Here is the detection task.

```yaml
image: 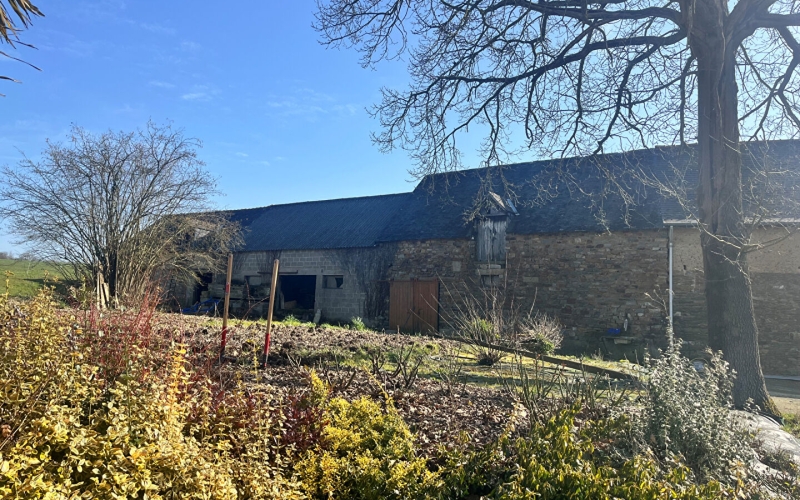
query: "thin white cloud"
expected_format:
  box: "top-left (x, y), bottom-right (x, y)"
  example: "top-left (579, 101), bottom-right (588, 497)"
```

top-left (138, 22), bottom-right (176, 36)
top-left (182, 92), bottom-right (208, 101)
top-left (180, 41), bottom-right (201, 52)
top-left (265, 87), bottom-right (358, 120)
top-left (149, 80), bottom-right (176, 89)
top-left (181, 84), bottom-right (219, 102)
top-left (235, 152), bottom-right (249, 157)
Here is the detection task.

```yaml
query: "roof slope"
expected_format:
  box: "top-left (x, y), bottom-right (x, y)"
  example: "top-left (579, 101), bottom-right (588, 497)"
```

top-left (230, 193), bottom-right (412, 252)
top-left (379, 141), bottom-right (800, 242)
top-left (224, 141), bottom-right (800, 251)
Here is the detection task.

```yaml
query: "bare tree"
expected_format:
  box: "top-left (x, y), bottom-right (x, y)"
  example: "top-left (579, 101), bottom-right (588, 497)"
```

top-left (315, 0), bottom-right (800, 409)
top-left (0, 122), bottom-right (239, 305)
top-left (0, 0), bottom-right (42, 92)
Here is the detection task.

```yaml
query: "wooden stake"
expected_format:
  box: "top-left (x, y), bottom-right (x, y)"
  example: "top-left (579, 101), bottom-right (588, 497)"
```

top-left (220, 253), bottom-right (233, 361)
top-left (263, 259), bottom-right (280, 366)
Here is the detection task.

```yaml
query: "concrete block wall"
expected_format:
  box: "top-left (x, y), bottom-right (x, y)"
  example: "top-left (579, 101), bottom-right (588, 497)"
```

top-left (228, 250), bottom-right (366, 322)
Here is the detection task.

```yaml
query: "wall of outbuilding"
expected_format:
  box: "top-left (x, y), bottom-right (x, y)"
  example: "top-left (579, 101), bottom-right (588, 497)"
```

top-left (389, 227), bottom-right (800, 375)
top-left (201, 228), bottom-right (799, 375)
top-left (224, 249), bottom-right (366, 322)
top-left (389, 230), bottom-right (670, 355)
top-left (671, 226), bottom-right (800, 376)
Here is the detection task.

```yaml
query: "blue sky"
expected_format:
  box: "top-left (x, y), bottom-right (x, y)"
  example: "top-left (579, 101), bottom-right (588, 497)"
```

top-left (0, 1), bottom-right (487, 253)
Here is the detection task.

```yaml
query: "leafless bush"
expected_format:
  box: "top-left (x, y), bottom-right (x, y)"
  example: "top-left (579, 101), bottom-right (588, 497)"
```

top-left (500, 353), bottom-right (633, 427)
top-left (442, 282), bottom-right (564, 365)
top-left (314, 355), bottom-right (358, 394)
top-left (0, 122), bottom-right (240, 307)
top-left (517, 312), bottom-right (564, 355)
top-left (366, 344), bottom-right (425, 393)
top-left (432, 343), bottom-right (466, 397)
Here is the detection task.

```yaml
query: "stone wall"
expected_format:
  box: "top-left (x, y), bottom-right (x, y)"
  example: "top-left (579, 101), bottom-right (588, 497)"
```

top-left (390, 230), bottom-right (670, 354)
top-left (672, 227), bottom-right (800, 376)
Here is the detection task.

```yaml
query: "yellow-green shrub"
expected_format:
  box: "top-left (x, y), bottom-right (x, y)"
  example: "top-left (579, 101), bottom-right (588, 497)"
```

top-left (0, 288), bottom-right (304, 499)
top-left (432, 406), bottom-right (731, 500)
top-left (296, 391), bottom-right (436, 499)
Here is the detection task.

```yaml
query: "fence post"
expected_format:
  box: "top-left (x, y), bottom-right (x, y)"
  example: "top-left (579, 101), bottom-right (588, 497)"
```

top-left (262, 258), bottom-right (280, 366)
top-left (220, 253), bottom-right (233, 361)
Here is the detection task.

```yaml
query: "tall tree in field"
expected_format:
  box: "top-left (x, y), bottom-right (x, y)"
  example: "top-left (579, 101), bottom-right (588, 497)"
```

top-left (0, 1), bottom-right (42, 91)
top-left (316, 0), bottom-right (800, 409)
top-left (0, 122), bottom-right (239, 305)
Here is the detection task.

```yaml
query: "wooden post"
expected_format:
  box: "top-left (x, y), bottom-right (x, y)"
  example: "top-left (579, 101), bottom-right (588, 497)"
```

top-left (220, 253), bottom-right (233, 361)
top-left (263, 259), bottom-right (280, 366)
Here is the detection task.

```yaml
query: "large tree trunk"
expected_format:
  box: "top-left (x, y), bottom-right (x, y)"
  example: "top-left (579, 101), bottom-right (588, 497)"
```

top-left (689, 0), bottom-right (772, 410)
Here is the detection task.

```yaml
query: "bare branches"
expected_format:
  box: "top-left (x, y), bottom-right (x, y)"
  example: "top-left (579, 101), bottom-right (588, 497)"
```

top-left (318, 0), bottom-right (800, 184)
top-left (486, 0), bottom-right (682, 24)
top-left (0, 122), bottom-right (239, 305)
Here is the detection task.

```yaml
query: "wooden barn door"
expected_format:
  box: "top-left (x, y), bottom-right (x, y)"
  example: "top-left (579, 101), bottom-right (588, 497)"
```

top-left (390, 280), bottom-right (439, 333)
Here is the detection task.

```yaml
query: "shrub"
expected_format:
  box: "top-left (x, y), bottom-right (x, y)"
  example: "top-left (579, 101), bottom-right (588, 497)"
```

top-left (443, 283), bottom-right (563, 364)
top-left (433, 406), bottom-right (728, 499)
top-left (518, 312), bottom-right (563, 354)
top-left (0, 288), bottom-right (304, 499)
top-left (296, 394), bottom-right (435, 499)
top-left (632, 333), bottom-right (750, 484)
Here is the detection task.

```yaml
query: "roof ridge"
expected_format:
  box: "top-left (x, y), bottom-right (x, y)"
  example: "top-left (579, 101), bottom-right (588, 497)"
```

top-left (223, 191), bottom-right (413, 213)
top-left (420, 145), bottom-right (689, 179)
top-left (417, 139), bottom-right (800, 182)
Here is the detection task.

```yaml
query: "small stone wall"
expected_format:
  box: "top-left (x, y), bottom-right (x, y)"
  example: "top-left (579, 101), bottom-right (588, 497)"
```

top-left (390, 230), bottom-right (670, 354)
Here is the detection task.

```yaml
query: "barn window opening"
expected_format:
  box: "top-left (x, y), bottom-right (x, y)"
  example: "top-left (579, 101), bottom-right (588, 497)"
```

top-left (280, 275), bottom-right (316, 310)
top-left (323, 275), bottom-right (344, 289)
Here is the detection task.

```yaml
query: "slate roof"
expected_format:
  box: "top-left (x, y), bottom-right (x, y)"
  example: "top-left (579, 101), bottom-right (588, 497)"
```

top-left (379, 140), bottom-right (800, 241)
top-left (380, 151), bottom-right (662, 242)
top-left (228, 193), bottom-right (412, 252)
top-left (225, 141), bottom-right (800, 251)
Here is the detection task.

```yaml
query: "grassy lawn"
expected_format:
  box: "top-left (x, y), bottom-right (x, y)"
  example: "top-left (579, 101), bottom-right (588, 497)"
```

top-left (783, 412), bottom-right (800, 440)
top-left (0, 258), bottom-right (65, 297)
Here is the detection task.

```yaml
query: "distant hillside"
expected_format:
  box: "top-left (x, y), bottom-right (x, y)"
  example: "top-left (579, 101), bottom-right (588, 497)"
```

top-left (0, 259), bottom-right (65, 297)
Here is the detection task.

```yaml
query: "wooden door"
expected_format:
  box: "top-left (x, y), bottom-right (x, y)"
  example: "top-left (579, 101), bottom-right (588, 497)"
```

top-left (390, 280), bottom-right (439, 333)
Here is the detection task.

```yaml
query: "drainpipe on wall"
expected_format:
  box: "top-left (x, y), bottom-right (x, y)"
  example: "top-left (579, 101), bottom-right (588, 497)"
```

top-left (668, 225), bottom-right (674, 331)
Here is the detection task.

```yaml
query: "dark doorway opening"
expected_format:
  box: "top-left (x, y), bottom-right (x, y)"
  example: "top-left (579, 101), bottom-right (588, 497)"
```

top-left (280, 275), bottom-right (316, 309)
top-left (192, 272), bottom-right (213, 303)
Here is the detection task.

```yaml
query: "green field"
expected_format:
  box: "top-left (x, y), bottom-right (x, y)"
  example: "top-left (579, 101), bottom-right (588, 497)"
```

top-left (0, 258), bottom-right (65, 297)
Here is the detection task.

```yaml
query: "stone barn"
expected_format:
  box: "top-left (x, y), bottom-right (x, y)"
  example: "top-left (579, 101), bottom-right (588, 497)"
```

top-left (188, 141), bottom-right (800, 376)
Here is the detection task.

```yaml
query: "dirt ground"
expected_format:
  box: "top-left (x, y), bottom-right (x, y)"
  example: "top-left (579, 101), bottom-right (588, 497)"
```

top-left (155, 314), bottom-right (800, 447)
top-left (766, 379), bottom-right (800, 416)
top-left (774, 397), bottom-right (800, 416)
top-left (176, 319), bottom-right (524, 452)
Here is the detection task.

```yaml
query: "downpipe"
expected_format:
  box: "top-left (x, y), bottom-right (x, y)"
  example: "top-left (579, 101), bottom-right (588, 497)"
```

top-left (669, 225), bottom-right (674, 330)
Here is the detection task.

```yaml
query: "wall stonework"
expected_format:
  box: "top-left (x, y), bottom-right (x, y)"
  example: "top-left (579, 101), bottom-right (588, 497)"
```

top-left (672, 227), bottom-right (800, 376)
top-left (210, 226), bottom-right (799, 375)
top-left (390, 230), bottom-right (670, 354)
